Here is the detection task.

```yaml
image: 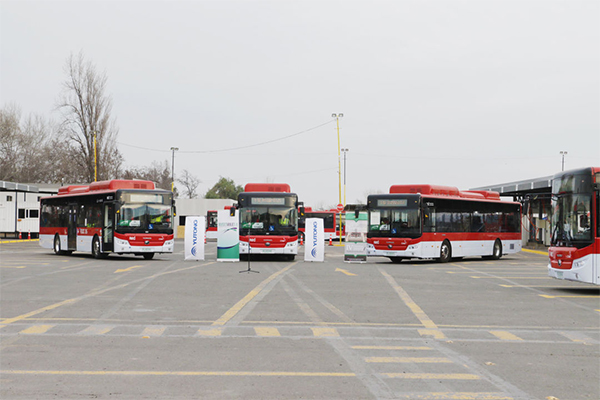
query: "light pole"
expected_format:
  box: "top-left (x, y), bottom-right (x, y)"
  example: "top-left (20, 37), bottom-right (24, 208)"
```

top-left (170, 147), bottom-right (179, 192)
top-left (341, 148), bottom-right (349, 206)
top-left (331, 114), bottom-right (343, 205)
top-left (93, 131), bottom-right (98, 182)
top-left (560, 151), bottom-right (567, 171)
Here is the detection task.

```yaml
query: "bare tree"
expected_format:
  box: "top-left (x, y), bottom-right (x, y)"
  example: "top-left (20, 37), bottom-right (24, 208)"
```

top-left (122, 160), bottom-right (176, 194)
top-left (57, 51), bottom-right (122, 182)
top-left (0, 104), bottom-right (21, 181)
top-left (178, 169), bottom-right (201, 198)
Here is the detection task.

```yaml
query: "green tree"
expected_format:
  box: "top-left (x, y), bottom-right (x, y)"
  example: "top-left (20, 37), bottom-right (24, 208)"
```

top-left (205, 177), bottom-right (243, 200)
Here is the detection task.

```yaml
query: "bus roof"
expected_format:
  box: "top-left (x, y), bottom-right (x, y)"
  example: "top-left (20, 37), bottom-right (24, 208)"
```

top-left (56, 180), bottom-right (157, 196)
top-left (244, 183), bottom-right (291, 193)
top-left (389, 184), bottom-right (501, 201)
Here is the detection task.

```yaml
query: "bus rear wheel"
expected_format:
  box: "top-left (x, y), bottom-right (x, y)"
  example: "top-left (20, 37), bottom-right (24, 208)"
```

top-left (439, 241), bottom-right (451, 263)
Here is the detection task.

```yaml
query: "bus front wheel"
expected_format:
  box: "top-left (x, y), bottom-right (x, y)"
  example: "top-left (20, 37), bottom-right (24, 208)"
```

top-left (143, 253), bottom-right (155, 260)
top-left (92, 236), bottom-right (106, 259)
top-left (491, 240), bottom-right (502, 260)
top-left (53, 234), bottom-right (71, 255)
top-left (439, 241), bottom-right (451, 263)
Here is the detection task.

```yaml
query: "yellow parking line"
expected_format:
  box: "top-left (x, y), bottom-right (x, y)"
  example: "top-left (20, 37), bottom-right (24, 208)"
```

top-left (254, 327), bottom-right (280, 337)
top-left (379, 268), bottom-right (445, 339)
top-left (20, 325), bottom-right (54, 334)
top-left (352, 345), bottom-right (432, 350)
top-left (79, 326), bottom-right (114, 335)
top-left (489, 331), bottom-right (523, 341)
top-left (366, 357), bottom-right (452, 363)
top-left (0, 370), bottom-right (355, 377)
top-left (311, 327), bottom-right (339, 337)
top-left (383, 373), bottom-right (480, 380)
top-left (141, 326), bottom-right (166, 337)
top-left (196, 328), bottom-right (222, 336)
top-left (212, 265), bottom-right (293, 326)
top-left (394, 393), bottom-right (512, 399)
top-left (418, 329), bottom-right (446, 340)
top-left (471, 277), bottom-right (547, 279)
top-left (521, 248), bottom-right (548, 256)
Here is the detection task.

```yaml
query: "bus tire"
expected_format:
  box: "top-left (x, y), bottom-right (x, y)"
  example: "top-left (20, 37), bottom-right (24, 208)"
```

top-left (53, 234), bottom-right (62, 255)
top-left (92, 236), bottom-right (105, 259)
top-left (439, 240), bottom-right (451, 263)
top-left (143, 253), bottom-right (155, 260)
top-left (389, 257), bottom-right (404, 263)
top-left (491, 239), bottom-right (502, 260)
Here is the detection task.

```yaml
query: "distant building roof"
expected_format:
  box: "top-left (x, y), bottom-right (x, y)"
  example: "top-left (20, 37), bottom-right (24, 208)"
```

top-left (470, 176), bottom-right (552, 197)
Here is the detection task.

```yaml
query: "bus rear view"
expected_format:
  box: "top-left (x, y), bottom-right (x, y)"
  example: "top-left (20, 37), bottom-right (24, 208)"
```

top-left (237, 183), bottom-right (300, 261)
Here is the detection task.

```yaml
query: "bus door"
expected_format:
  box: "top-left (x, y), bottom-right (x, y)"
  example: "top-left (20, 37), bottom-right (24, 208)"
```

top-left (67, 204), bottom-right (77, 250)
top-left (103, 203), bottom-right (115, 252)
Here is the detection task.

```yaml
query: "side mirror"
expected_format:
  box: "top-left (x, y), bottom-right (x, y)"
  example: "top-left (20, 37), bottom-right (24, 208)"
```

top-left (355, 210), bottom-right (360, 218)
top-left (230, 204), bottom-right (237, 217)
top-left (522, 199), bottom-right (529, 216)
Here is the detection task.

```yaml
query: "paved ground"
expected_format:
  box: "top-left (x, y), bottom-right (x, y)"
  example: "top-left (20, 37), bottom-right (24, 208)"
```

top-left (0, 239), bottom-right (598, 399)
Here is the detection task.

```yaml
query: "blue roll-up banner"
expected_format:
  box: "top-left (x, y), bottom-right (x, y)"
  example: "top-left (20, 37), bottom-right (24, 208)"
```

top-left (217, 209), bottom-right (239, 262)
top-left (304, 218), bottom-right (325, 262)
top-left (184, 216), bottom-right (205, 261)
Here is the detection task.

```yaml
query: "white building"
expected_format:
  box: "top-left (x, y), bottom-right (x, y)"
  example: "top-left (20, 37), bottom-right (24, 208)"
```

top-left (0, 181), bottom-right (59, 238)
top-left (175, 197), bottom-right (235, 238)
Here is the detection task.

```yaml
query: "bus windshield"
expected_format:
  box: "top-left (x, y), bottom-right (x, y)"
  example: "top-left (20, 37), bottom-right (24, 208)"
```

top-left (240, 205), bottom-right (298, 235)
top-left (368, 196), bottom-right (421, 238)
top-left (551, 194), bottom-right (592, 247)
top-left (117, 191), bottom-right (173, 233)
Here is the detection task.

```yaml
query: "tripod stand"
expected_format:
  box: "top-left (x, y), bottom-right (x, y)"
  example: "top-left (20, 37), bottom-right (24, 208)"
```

top-left (240, 244), bottom-right (259, 273)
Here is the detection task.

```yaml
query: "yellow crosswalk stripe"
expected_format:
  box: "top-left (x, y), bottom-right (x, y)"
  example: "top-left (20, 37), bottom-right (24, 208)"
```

top-left (489, 331), bottom-right (523, 341)
top-left (311, 327), bottom-right (339, 337)
top-left (254, 327), bottom-right (280, 337)
top-left (196, 328), bottom-right (222, 336)
top-left (20, 325), bottom-right (54, 334)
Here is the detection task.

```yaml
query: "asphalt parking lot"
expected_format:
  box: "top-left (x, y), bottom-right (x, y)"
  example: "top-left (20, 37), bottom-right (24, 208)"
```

top-left (1, 239), bottom-right (598, 399)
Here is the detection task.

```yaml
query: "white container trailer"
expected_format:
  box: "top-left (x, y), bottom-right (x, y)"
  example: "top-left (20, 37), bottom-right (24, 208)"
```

top-left (0, 181), bottom-right (52, 238)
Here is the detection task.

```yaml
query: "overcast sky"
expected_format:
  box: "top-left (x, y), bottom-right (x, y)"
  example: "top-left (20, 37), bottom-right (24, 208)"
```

top-left (1, 0), bottom-right (598, 208)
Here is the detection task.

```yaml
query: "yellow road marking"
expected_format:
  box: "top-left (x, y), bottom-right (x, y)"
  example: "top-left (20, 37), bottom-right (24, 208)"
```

top-left (196, 328), bottom-right (222, 336)
top-left (539, 294), bottom-right (599, 299)
top-left (0, 370), bottom-right (355, 377)
top-left (366, 357), bottom-right (452, 363)
top-left (0, 266), bottom-right (27, 269)
top-left (79, 326), bottom-right (114, 335)
top-left (394, 393), bottom-right (512, 399)
top-left (114, 265), bottom-right (145, 273)
top-left (419, 329), bottom-right (447, 339)
top-left (383, 373), bottom-right (480, 380)
top-left (379, 268), bottom-right (445, 338)
top-left (1, 262), bottom-right (213, 326)
top-left (521, 248), bottom-right (548, 256)
top-left (489, 331), bottom-right (523, 341)
top-left (471, 277), bottom-right (547, 279)
top-left (311, 327), bottom-right (339, 337)
top-left (20, 325), bottom-right (54, 334)
top-left (335, 268), bottom-right (356, 276)
top-left (254, 327), bottom-right (280, 337)
top-left (212, 265), bottom-right (293, 326)
top-left (141, 326), bottom-right (166, 337)
top-left (352, 345), bottom-right (432, 350)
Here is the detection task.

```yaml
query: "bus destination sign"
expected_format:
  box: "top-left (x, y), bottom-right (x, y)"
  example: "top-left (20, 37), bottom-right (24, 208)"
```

top-left (377, 199), bottom-right (408, 207)
top-left (251, 197), bottom-right (286, 206)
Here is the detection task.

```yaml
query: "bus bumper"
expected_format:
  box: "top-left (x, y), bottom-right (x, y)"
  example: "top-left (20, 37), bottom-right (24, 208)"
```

top-left (114, 237), bottom-right (175, 254)
top-left (239, 240), bottom-right (298, 255)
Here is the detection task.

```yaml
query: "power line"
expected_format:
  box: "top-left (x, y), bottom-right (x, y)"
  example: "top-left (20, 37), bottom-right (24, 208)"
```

top-left (117, 119), bottom-right (335, 154)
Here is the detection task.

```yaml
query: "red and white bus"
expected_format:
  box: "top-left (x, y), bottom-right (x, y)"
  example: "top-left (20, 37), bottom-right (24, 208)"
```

top-left (206, 210), bottom-right (218, 239)
top-left (237, 183), bottom-right (301, 260)
top-left (298, 208), bottom-right (343, 241)
top-left (548, 167), bottom-right (599, 285)
top-left (367, 185), bottom-right (522, 263)
top-left (40, 180), bottom-right (175, 260)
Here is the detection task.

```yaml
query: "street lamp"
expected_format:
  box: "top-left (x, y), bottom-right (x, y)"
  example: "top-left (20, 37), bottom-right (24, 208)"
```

top-left (331, 113), bottom-right (343, 206)
top-left (170, 147), bottom-right (179, 192)
top-left (560, 151), bottom-right (567, 171)
top-left (341, 148), bottom-right (349, 206)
